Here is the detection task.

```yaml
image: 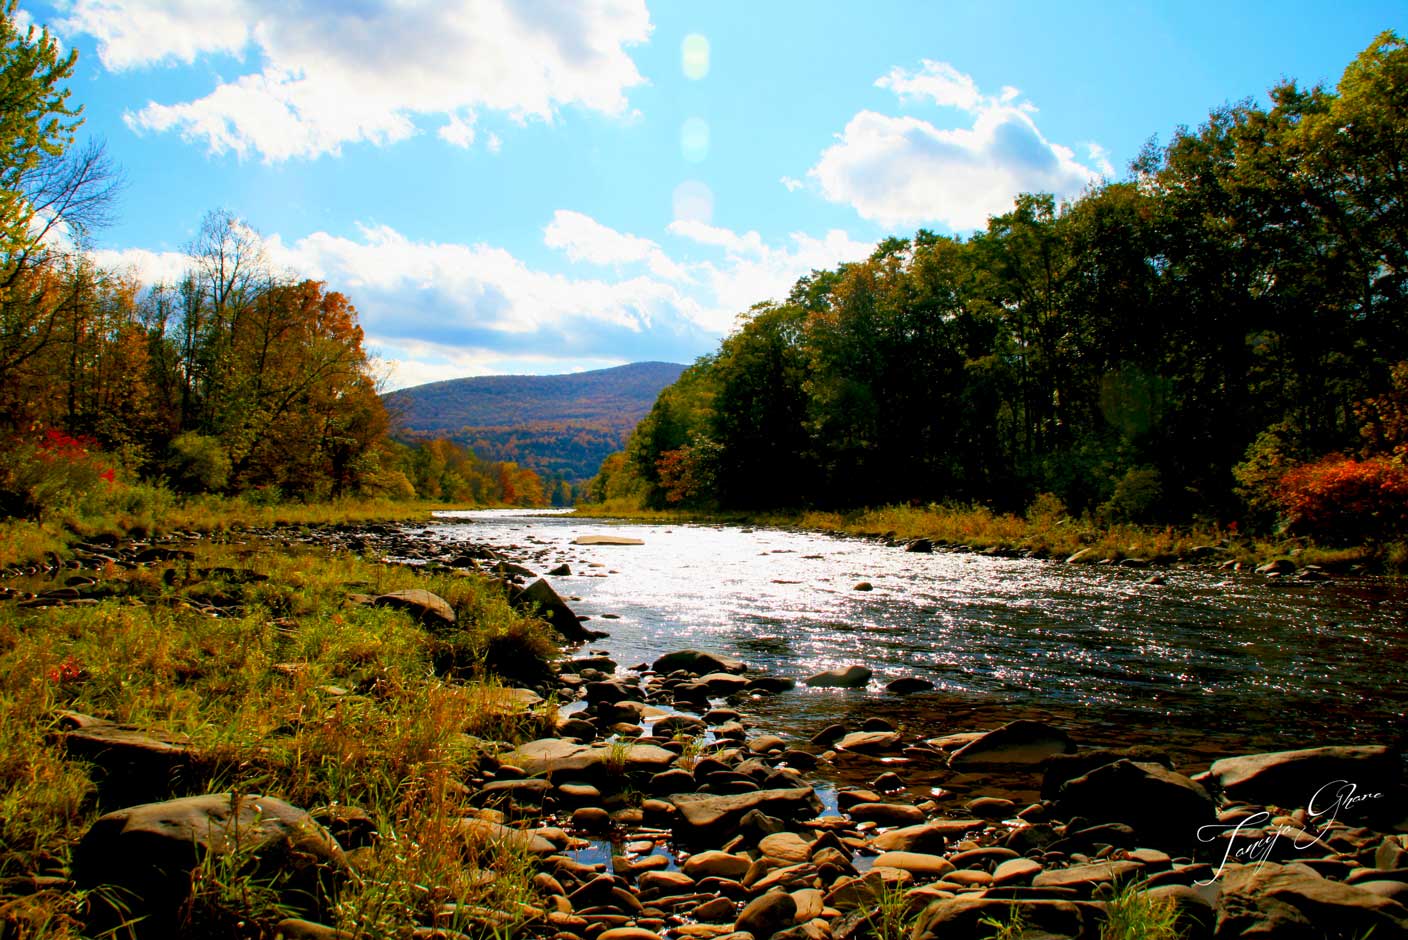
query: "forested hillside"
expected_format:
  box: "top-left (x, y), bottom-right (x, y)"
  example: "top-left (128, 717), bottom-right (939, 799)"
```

top-left (385, 362), bottom-right (685, 481)
top-left (592, 33), bottom-right (1408, 544)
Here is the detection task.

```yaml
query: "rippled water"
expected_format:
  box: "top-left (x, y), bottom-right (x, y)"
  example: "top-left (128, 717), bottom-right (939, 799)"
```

top-left (422, 509), bottom-right (1408, 771)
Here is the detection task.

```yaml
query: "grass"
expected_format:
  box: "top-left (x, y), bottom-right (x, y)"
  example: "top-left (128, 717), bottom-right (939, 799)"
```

top-left (0, 531), bottom-right (562, 938)
top-left (577, 500), bottom-right (1408, 574)
top-left (975, 882), bottom-right (1184, 940)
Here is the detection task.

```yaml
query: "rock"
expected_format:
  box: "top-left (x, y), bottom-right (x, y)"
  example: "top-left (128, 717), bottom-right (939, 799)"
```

top-left (848, 803), bottom-right (925, 826)
top-left (1255, 558), bottom-right (1296, 575)
top-left (870, 820), bottom-right (982, 853)
top-left (574, 535), bottom-right (645, 545)
top-left (1040, 745), bottom-right (1174, 799)
top-left (871, 852), bottom-right (954, 878)
top-left (835, 730), bottom-right (900, 753)
top-left (597, 929), bottom-right (663, 940)
top-left (1065, 547), bottom-right (1100, 564)
top-left (948, 719), bottom-right (1075, 769)
top-left (682, 849), bottom-right (752, 880)
top-left (59, 715), bottom-right (197, 806)
top-left (571, 806), bottom-right (611, 832)
top-left (548, 563), bottom-right (572, 576)
top-left (885, 676), bottom-right (934, 694)
top-left (275, 919), bottom-right (355, 940)
top-left (1215, 862), bottom-right (1408, 937)
top-left (804, 665), bottom-right (872, 688)
top-left (1032, 860), bottom-right (1143, 895)
top-left (736, 890), bottom-right (796, 938)
top-left (964, 797), bottom-right (1017, 820)
top-left (852, 582), bottom-right (874, 591)
top-left (372, 589), bottom-right (455, 628)
top-left (456, 817), bottom-right (557, 855)
top-left (911, 897), bottom-right (1089, 940)
top-left (1055, 759), bottom-right (1215, 851)
top-left (992, 857), bottom-right (1043, 885)
top-left (697, 672), bottom-right (751, 696)
top-left (758, 832), bottom-right (812, 864)
top-left (810, 723), bottom-right (847, 746)
top-left (503, 738), bottom-right (677, 780)
top-left (905, 538), bottom-right (934, 553)
top-left (1204, 746), bottom-right (1400, 817)
top-left (514, 578), bottom-right (592, 643)
top-left (656, 714), bottom-right (707, 737)
top-left (670, 788), bottom-right (823, 843)
top-left (653, 650), bottom-right (746, 675)
top-left (747, 675), bottom-right (797, 694)
top-left (74, 794), bottom-right (345, 936)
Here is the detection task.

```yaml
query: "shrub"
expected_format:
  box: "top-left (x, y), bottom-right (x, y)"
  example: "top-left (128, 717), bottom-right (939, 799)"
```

top-left (168, 433), bottom-right (231, 494)
top-left (1275, 455), bottom-right (1408, 543)
top-left (0, 429), bottom-right (117, 520)
top-left (1100, 466), bottom-right (1163, 523)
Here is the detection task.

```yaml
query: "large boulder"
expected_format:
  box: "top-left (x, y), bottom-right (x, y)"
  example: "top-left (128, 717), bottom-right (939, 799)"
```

top-left (669, 788), bottom-right (822, 843)
top-left (804, 665), bottom-right (871, 688)
top-left (503, 738), bottom-right (677, 781)
top-left (1215, 862), bottom-right (1408, 937)
top-left (58, 712), bottom-right (199, 806)
top-left (910, 897), bottom-right (1090, 940)
top-left (73, 793), bottom-right (345, 937)
top-left (1203, 746), bottom-right (1400, 819)
top-left (1054, 759), bottom-right (1216, 851)
top-left (652, 650), bottom-right (745, 675)
top-left (372, 589), bottom-right (455, 628)
top-left (948, 719), bottom-right (1074, 769)
top-left (513, 578), bottom-right (593, 643)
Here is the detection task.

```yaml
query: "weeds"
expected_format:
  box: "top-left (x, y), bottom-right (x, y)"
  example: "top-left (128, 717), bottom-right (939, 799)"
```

top-left (1099, 881), bottom-right (1183, 939)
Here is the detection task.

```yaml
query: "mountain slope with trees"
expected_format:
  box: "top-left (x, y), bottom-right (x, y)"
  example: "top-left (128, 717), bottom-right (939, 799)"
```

top-left (592, 32), bottom-right (1408, 547)
top-left (384, 361), bottom-right (686, 481)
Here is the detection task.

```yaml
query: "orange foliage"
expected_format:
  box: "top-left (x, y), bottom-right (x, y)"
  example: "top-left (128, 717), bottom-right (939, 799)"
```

top-left (1275, 455), bottom-right (1408, 542)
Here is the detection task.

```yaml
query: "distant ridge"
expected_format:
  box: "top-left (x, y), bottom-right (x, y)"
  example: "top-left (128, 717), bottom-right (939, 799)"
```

top-left (383, 361), bottom-right (686, 481)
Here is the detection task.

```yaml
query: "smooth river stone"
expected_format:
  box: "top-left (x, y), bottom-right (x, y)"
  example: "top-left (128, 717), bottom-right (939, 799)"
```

top-left (681, 849), bottom-right (752, 880)
top-left (574, 535), bottom-right (645, 545)
top-left (871, 852), bottom-right (955, 878)
top-left (758, 831), bottom-right (812, 864)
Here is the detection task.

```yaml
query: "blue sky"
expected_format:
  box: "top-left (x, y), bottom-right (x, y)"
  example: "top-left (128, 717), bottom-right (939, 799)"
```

top-left (18, 1), bottom-right (1406, 389)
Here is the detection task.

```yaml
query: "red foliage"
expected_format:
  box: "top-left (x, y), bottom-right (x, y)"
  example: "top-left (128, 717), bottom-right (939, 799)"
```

top-left (1275, 455), bottom-right (1408, 542)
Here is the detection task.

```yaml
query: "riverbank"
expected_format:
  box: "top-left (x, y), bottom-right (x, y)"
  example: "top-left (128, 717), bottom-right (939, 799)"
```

top-left (575, 502), bottom-right (1402, 575)
top-left (2, 518), bottom-right (1404, 938)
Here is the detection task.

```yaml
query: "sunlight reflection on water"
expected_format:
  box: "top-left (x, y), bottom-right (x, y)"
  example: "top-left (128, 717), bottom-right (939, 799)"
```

top-left (426, 509), bottom-right (1408, 756)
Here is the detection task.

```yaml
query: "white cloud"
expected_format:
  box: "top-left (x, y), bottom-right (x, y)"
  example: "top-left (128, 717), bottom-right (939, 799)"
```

top-left (808, 61), bottom-right (1105, 231)
top-left (544, 210), bottom-right (688, 281)
top-left (57, 0), bottom-right (651, 161)
top-left (875, 59), bottom-right (981, 111)
top-left (89, 210), bottom-right (872, 387)
top-left (780, 175), bottom-right (804, 192)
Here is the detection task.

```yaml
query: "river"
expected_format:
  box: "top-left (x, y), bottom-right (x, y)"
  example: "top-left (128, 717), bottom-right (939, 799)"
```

top-left (421, 509), bottom-right (1407, 775)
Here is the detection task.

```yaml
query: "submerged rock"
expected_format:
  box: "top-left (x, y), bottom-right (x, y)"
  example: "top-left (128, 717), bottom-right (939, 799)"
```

top-left (948, 719), bottom-right (1074, 769)
top-left (804, 665), bottom-right (872, 688)
top-left (652, 649), bottom-right (746, 675)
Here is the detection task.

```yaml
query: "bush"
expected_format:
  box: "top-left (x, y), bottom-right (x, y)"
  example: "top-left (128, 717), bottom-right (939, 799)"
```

top-left (168, 433), bottom-right (231, 494)
top-left (1101, 466), bottom-right (1163, 523)
top-left (1233, 421), bottom-right (1308, 526)
top-left (1275, 455), bottom-right (1408, 543)
top-left (0, 429), bottom-right (117, 520)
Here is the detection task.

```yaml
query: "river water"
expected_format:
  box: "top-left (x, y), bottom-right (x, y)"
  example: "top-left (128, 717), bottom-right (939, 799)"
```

top-left (423, 509), bottom-right (1407, 774)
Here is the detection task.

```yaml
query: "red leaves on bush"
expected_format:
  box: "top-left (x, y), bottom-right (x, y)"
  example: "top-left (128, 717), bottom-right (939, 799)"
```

top-left (1275, 455), bottom-right (1408, 542)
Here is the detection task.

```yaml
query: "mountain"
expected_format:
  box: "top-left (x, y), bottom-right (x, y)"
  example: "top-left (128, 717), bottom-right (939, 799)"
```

top-left (383, 361), bottom-right (686, 481)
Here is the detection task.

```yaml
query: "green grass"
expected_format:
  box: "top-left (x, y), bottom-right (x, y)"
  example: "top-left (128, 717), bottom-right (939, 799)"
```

top-left (0, 534), bottom-right (561, 937)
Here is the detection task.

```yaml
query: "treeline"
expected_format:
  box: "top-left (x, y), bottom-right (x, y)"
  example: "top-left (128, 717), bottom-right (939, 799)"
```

top-left (0, 9), bottom-right (549, 517)
top-left (0, 210), bottom-right (555, 515)
top-left (593, 33), bottom-right (1408, 542)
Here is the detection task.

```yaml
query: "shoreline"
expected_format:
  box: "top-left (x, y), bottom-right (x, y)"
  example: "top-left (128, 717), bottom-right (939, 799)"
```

top-left (1, 519), bottom-right (1404, 938)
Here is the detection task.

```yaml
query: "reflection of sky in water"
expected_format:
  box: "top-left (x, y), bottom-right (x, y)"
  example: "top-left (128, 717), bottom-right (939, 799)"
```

top-left (425, 510), bottom-right (1408, 751)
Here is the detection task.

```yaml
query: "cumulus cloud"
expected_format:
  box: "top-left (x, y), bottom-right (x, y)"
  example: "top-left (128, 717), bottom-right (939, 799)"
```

top-left (90, 209), bottom-right (872, 387)
top-left (55, 0), bottom-right (651, 161)
top-left (808, 60), bottom-right (1104, 231)
top-left (545, 210), bottom-right (688, 281)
